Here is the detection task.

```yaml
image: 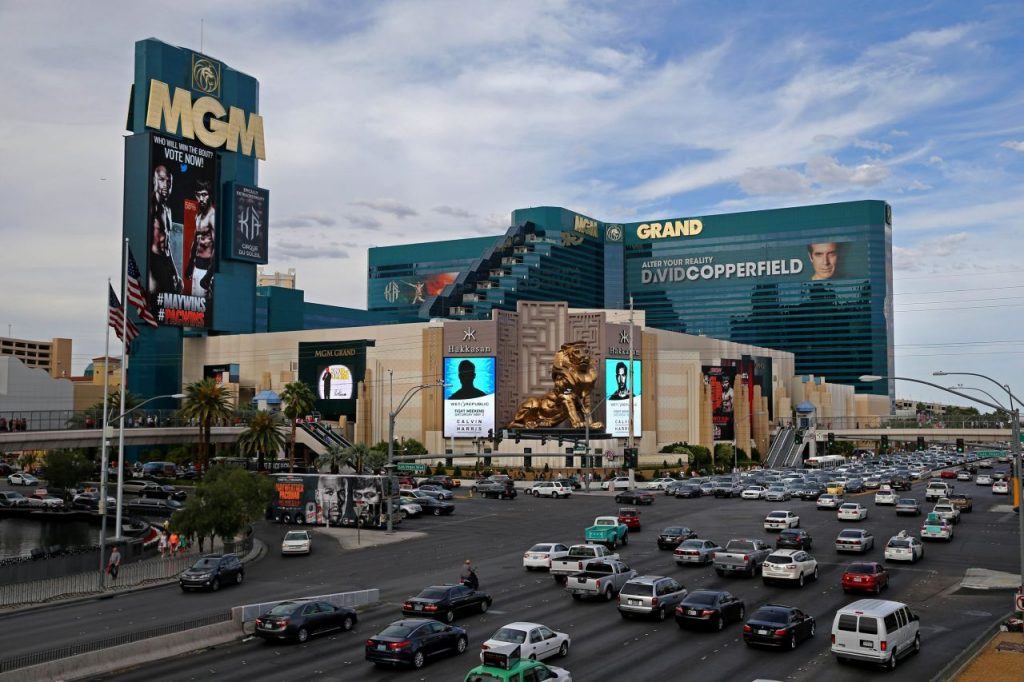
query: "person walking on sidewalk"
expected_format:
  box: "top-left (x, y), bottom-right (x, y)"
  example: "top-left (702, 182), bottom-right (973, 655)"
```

top-left (106, 546), bottom-right (122, 581)
top-left (158, 533), bottom-right (168, 558)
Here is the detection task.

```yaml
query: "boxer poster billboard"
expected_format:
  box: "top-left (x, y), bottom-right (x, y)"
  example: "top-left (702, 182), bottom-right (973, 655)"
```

top-left (146, 133), bottom-right (219, 328)
top-left (605, 359), bottom-right (641, 437)
top-left (443, 357), bottom-right (495, 438)
top-left (228, 184), bottom-right (269, 263)
top-left (703, 365), bottom-right (736, 441)
top-left (298, 340), bottom-right (372, 420)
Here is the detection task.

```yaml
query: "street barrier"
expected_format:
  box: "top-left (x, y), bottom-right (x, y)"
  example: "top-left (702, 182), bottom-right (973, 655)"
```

top-left (234, 588), bottom-right (381, 623)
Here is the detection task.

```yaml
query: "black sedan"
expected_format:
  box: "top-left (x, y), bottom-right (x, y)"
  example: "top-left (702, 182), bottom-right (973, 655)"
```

top-left (743, 604), bottom-right (815, 649)
top-left (657, 526), bottom-right (697, 550)
top-left (775, 528), bottom-right (813, 550)
top-left (365, 619), bottom-right (468, 670)
top-left (401, 584), bottom-right (491, 623)
top-left (126, 497), bottom-right (183, 516)
top-left (179, 554), bottom-right (244, 591)
top-left (614, 490), bottom-right (655, 505)
top-left (675, 590), bottom-right (745, 631)
top-left (255, 599), bottom-right (357, 643)
top-left (673, 484), bottom-right (702, 499)
top-left (139, 483), bottom-right (188, 501)
top-left (402, 492), bottom-right (455, 516)
top-left (798, 485), bottom-right (825, 501)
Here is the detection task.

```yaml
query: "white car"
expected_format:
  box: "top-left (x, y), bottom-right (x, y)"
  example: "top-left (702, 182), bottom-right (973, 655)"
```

top-left (480, 622), bottom-right (571, 662)
top-left (400, 502), bottom-right (423, 518)
top-left (523, 543), bottom-right (571, 571)
top-left (763, 510), bottom-right (800, 530)
top-left (992, 480), bottom-right (1009, 495)
top-left (762, 549), bottom-right (818, 586)
top-left (741, 486), bottom-right (766, 500)
top-left (533, 482), bottom-right (572, 498)
top-left (601, 477), bottom-right (630, 491)
top-left (884, 532), bottom-right (924, 563)
top-left (874, 489), bottom-right (897, 505)
top-left (837, 503), bottom-right (868, 521)
top-left (280, 530), bottom-right (311, 555)
top-left (642, 477), bottom-right (677, 491)
top-left (975, 474), bottom-right (992, 486)
top-left (932, 503), bottom-right (960, 525)
top-left (956, 471), bottom-right (972, 481)
top-left (816, 494), bottom-right (843, 510)
top-left (7, 473), bottom-right (39, 486)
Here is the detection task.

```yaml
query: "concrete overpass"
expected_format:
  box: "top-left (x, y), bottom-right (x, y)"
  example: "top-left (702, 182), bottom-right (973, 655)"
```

top-left (830, 428), bottom-right (1012, 444)
top-left (0, 426), bottom-right (246, 451)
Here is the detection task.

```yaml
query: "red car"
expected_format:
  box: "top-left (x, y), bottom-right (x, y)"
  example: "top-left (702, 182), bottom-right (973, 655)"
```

top-left (841, 562), bottom-right (889, 594)
top-left (617, 507), bottom-right (642, 531)
top-left (940, 470), bottom-right (957, 479)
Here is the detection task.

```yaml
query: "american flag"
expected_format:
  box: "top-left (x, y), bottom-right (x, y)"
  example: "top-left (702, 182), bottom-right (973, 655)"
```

top-left (126, 247), bottom-right (159, 327)
top-left (108, 284), bottom-right (139, 347)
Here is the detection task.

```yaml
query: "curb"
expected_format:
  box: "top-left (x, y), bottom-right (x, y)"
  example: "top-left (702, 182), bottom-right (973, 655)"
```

top-left (929, 611), bottom-right (1014, 682)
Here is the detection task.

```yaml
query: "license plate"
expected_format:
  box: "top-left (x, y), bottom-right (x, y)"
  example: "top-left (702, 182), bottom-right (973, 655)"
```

top-left (577, 577), bottom-right (586, 583)
top-left (854, 577), bottom-right (863, 582)
top-left (688, 609), bottom-right (698, 615)
top-left (860, 639), bottom-right (873, 648)
top-left (758, 629), bottom-right (768, 635)
top-left (414, 604), bottom-right (423, 611)
top-left (377, 644), bottom-right (387, 651)
top-left (629, 599), bottom-right (641, 605)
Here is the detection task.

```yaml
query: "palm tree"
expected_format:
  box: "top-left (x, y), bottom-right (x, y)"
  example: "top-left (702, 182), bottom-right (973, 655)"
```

top-left (238, 411), bottom-right (286, 471)
top-left (316, 443), bottom-right (349, 474)
top-left (280, 381), bottom-right (315, 473)
top-left (179, 378), bottom-right (233, 472)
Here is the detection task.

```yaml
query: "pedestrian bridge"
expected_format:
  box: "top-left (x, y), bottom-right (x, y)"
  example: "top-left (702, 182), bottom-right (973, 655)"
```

top-left (830, 427), bottom-right (1012, 444)
top-left (0, 426), bottom-right (246, 451)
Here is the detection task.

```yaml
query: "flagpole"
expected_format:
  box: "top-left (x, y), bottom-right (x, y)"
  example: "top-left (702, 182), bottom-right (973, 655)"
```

top-left (98, 279), bottom-right (112, 588)
top-left (115, 238), bottom-right (129, 540)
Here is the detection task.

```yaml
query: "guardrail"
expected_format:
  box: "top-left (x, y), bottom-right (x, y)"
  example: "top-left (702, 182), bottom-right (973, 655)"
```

top-left (0, 612), bottom-right (230, 674)
top-left (234, 588), bottom-right (380, 623)
top-left (0, 409), bottom-right (253, 433)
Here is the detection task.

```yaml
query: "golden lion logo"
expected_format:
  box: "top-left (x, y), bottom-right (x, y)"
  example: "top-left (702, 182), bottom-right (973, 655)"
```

top-left (191, 56), bottom-right (221, 96)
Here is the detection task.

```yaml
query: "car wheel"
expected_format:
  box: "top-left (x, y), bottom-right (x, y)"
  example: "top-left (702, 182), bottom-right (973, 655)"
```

top-left (789, 633), bottom-right (797, 650)
top-left (738, 605), bottom-right (745, 622)
top-left (716, 615), bottom-right (724, 631)
top-left (887, 652), bottom-right (897, 671)
top-left (479, 600), bottom-right (489, 614)
top-left (656, 607), bottom-right (666, 621)
top-left (571, 593), bottom-right (581, 601)
top-left (342, 616), bottom-right (354, 631)
top-left (809, 621), bottom-right (815, 637)
top-left (236, 571), bottom-right (244, 585)
top-left (619, 610), bottom-right (630, 620)
top-left (400, 510), bottom-right (408, 519)
top-left (456, 636), bottom-right (468, 654)
top-left (211, 578), bottom-right (220, 592)
top-left (433, 508), bottom-right (442, 516)
top-left (715, 569), bottom-right (725, 577)
top-left (622, 533), bottom-right (629, 546)
top-left (558, 641), bottom-right (569, 657)
top-left (913, 634), bottom-right (920, 653)
top-left (412, 651), bottom-right (425, 669)
top-left (614, 496), bottom-right (621, 503)
top-left (798, 573), bottom-right (805, 587)
top-left (812, 566), bottom-right (819, 581)
top-left (610, 539), bottom-right (618, 550)
top-left (603, 588), bottom-right (613, 602)
top-left (444, 610), bottom-right (455, 623)
top-left (297, 627), bottom-right (309, 643)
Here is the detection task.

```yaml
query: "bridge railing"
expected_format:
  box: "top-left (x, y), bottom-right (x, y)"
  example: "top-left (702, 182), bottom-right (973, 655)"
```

top-left (0, 409), bottom-right (253, 433)
top-left (814, 416), bottom-right (1015, 431)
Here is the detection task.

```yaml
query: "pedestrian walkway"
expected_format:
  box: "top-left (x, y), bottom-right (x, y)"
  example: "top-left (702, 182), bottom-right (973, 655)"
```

top-left (314, 526), bottom-right (424, 551)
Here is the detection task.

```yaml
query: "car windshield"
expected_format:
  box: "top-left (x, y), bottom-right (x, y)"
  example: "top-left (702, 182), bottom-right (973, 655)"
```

top-left (663, 528), bottom-right (685, 535)
top-left (529, 544), bottom-right (552, 553)
top-left (679, 540), bottom-right (704, 549)
top-left (417, 588), bottom-right (448, 600)
top-left (780, 530), bottom-right (800, 537)
top-left (751, 607), bottom-right (790, 625)
top-left (191, 558), bottom-right (219, 569)
top-left (767, 554), bottom-right (793, 564)
top-left (491, 627), bottom-right (527, 644)
top-left (567, 548), bottom-right (593, 557)
top-left (284, 532), bottom-right (307, 541)
top-left (596, 519), bottom-right (614, 526)
top-left (767, 512), bottom-right (786, 518)
top-left (619, 582), bottom-right (653, 596)
top-left (846, 564), bottom-right (873, 573)
top-left (379, 623), bottom-right (419, 638)
top-left (840, 504), bottom-right (857, 510)
top-left (266, 602), bottom-right (299, 616)
top-left (898, 499), bottom-right (916, 505)
top-left (888, 540), bottom-right (911, 548)
top-left (685, 591), bottom-right (719, 606)
top-left (838, 530), bottom-right (862, 538)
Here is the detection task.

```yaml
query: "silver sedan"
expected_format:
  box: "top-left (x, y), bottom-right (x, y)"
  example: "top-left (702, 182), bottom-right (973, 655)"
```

top-left (673, 538), bottom-right (722, 566)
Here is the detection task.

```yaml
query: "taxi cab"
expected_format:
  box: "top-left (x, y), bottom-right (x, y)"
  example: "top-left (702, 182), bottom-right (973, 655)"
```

top-left (826, 481), bottom-right (846, 496)
top-left (464, 644), bottom-right (572, 681)
top-left (617, 507), bottom-right (642, 531)
top-left (921, 512), bottom-right (953, 542)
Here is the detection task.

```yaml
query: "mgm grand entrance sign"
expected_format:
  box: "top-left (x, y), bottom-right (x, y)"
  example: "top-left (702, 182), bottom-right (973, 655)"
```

top-left (509, 341), bottom-right (603, 431)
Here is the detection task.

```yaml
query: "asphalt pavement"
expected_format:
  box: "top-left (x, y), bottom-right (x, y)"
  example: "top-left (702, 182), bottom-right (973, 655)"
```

top-left (78, 468), bottom-right (1022, 682)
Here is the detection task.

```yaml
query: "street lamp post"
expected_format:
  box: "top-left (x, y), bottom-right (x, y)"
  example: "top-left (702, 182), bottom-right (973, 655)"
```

top-left (98, 392), bottom-right (185, 587)
top-left (386, 380), bottom-right (445, 533)
top-left (862, 373), bottom-right (1022, 605)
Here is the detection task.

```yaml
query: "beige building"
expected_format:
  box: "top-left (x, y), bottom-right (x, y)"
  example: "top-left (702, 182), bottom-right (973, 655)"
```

top-left (0, 336), bottom-right (72, 378)
top-left (257, 268), bottom-right (296, 289)
top-left (70, 357), bottom-right (122, 411)
top-left (183, 301), bottom-right (885, 467)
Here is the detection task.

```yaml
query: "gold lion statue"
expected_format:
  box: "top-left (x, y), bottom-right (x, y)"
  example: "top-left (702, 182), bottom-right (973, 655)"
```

top-left (509, 341), bottom-right (603, 430)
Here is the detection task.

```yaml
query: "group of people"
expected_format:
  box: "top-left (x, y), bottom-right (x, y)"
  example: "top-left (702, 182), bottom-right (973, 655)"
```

top-left (0, 417), bottom-right (27, 431)
top-left (157, 531), bottom-right (189, 558)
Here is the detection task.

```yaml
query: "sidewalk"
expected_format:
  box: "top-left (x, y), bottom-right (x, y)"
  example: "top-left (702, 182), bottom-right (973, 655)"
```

top-left (955, 630), bottom-right (1024, 682)
top-left (313, 526), bottom-right (424, 550)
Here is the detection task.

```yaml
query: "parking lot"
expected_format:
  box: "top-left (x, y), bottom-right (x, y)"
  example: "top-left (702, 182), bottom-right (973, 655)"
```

top-left (104, 463), bottom-right (1020, 681)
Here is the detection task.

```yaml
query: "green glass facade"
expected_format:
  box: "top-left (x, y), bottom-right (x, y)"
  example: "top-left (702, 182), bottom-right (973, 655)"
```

top-left (368, 201), bottom-right (893, 397)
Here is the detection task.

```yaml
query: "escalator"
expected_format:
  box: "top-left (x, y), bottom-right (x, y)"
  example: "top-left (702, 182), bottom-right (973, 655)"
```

top-left (296, 421), bottom-right (352, 457)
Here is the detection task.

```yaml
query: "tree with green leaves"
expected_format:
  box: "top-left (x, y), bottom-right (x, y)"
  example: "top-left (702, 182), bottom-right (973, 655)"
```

top-left (42, 450), bottom-right (93, 496)
top-left (280, 381), bottom-right (315, 473)
top-left (170, 464), bottom-right (273, 551)
top-left (316, 442), bottom-right (361, 474)
top-left (179, 379), bottom-right (234, 473)
top-left (238, 411), bottom-right (287, 471)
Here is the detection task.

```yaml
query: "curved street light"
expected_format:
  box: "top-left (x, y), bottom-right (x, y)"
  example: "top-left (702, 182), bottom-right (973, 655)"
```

top-left (386, 380), bottom-right (446, 533)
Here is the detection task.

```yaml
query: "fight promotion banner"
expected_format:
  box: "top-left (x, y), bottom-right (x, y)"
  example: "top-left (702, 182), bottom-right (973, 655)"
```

top-left (703, 365), bottom-right (737, 441)
top-left (605, 359), bottom-right (641, 437)
top-left (228, 184), bottom-right (269, 263)
top-left (146, 134), bottom-right (219, 328)
top-left (634, 239), bottom-right (868, 289)
top-left (443, 357), bottom-right (495, 438)
top-left (298, 340), bottom-right (372, 420)
top-left (270, 474), bottom-right (397, 528)
top-left (203, 363), bottom-right (239, 385)
top-left (371, 271), bottom-right (460, 308)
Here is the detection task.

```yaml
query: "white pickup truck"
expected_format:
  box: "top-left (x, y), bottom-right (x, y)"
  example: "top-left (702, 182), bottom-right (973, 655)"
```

top-left (564, 559), bottom-right (636, 601)
top-left (549, 544), bottom-right (619, 584)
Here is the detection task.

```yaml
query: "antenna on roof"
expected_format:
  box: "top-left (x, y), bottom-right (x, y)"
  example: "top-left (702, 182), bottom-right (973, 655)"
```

top-left (201, 19), bottom-right (204, 53)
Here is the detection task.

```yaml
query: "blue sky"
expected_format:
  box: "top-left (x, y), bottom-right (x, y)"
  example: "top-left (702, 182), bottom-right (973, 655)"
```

top-left (0, 1), bottom-right (1021, 409)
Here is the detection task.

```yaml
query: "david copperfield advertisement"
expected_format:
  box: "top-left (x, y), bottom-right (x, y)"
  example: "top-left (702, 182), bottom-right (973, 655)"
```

top-left (605, 359), bottom-right (641, 437)
top-left (443, 357), bottom-right (495, 438)
top-left (147, 134), bottom-right (218, 328)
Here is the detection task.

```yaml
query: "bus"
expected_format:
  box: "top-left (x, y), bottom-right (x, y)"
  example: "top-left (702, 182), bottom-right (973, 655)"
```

top-left (805, 455), bottom-right (846, 470)
top-left (268, 474), bottom-right (400, 529)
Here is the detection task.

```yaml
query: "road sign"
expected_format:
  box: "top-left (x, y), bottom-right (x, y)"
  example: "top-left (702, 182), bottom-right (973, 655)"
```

top-left (574, 442), bottom-right (587, 453)
top-left (1015, 591), bottom-right (1024, 613)
top-left (396, 462), bottom-right (426, 474)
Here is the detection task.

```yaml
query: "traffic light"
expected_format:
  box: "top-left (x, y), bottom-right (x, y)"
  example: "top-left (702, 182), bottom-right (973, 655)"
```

top-left (523, 455), bottom-right (532, 469)
top-left (514, 430), bottom-right (521, 444)
top-left (880, 434), bottom-right (889, 454)
top-left (827, 432), bottom-right (835, 446)
top-left (956, 438), bottom-right (965, 453)
top-left (487, 428), bottom-right (494, 441)
top-left (445, 457), bottom-right (453, 468)
top-left (916, 436), bottom-right (925, 451)
top-left (623, 447), bottom-right (638, 468)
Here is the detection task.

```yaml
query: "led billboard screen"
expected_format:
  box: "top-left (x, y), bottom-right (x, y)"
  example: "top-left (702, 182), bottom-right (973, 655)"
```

top-left (605, 359), bottom-right (641, 437)
top-left (704, 365), bottom-right (736, 441)
top-left (146, 133), bottom-right (219, 328)
top-left (298, 341), bottom-right (371, 420)
top-left (443, 357), bottom-right (495, 438)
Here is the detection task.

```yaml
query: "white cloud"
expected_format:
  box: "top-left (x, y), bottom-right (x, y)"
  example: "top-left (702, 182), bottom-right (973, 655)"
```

top-left (273, 241), bottom-right (350, 260)
top-left (737, 167), bottom-right (811, 196)
top-left (433, 205), bottom-right (475, 219)
top-left (900, 180), bottom-right (932, 192)
top-left (1001, 140), bottom-right (1024, 153)
top-left (351, 199), bottom-right (418, 219)
top-left (806, 155), bottom-right (890, 186)
top-left (275, 213), bottom-right (338, 229)
top-left (889, 129), bottom-right (910, 137)
top-left (853, 139), bottom-right (894, 154)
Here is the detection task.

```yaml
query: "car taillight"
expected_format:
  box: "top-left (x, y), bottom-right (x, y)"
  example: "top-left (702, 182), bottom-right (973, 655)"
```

top-left (616, 594), bottom-right (621, 604)
top-left (523, 553), bottom-right (530, 558)
top-left (577, 562), bottom-right (583, 569)
top-left (710, 552), bottom-right (717, 560)
top-left (675, 606), bottom-right (684, 614)
top-left (743, 625), bottom-right (752, 632)
top-left (774, 628), bottom-right (788, 637)
top-left (743, 555), bottom-right (750, 562)
top-left (389, 640), bottom-right (411, 650)
top-left (651, 597), bottom-right (659, 607)
top-left (481, 643), bottom-right (490, 650)
top-left (831, 634), bottom-right (836, 644)
top-left (702, 610), bottom-right (716, 616)
top-left (880, 640), bottom-right (887, 651)
top-left (424, 604), bottom-right (438, 611)
top-left (403, 602), bottom-right (412, 610)
top-left (546, 558), bottom-right (551, 567)
top-left (365, 639), bottom-right (376, 647)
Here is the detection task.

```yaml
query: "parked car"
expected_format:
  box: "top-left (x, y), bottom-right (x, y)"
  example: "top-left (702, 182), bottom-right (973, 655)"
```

top-left (255, 599), bottom-right (356, 642)
top-left (601, 477), bottom-right (630, 491)
top-left (400, 490), bottom-right (456, 516)
top-left (533, 482), bottom-right (572, 499)
top-left (400, 502), bottom-right (423, 518)
top-left (125, 497), bottom-right (182, 516)
top-left (402, 584), bottom-right (492, 623)
top-left (365, 618), bottom-right (468, 670)
top-left (831, 599), bottom-right (920, 670)
top-left (415, 485), bottom-right (455, 500)
top-left (743, 604), bottom-right (816, 649)
top-left (7, 473), bottom-right (39, 486)
top-left (775, 528), bottom-right (812, 551)
top-left (523, 543), bottom-right (571, 571)
top-left (642, 477), bottom-right (677, 491)
top-left (281, 530), bottom-right (312, 555)
top-left (472, 479), bottom-right (517, 499)
top-left (675, 589), bottom-right (745, 631)
top-left (0, 490), bottom-right (29, 508)
top-left (674, 539), bottom-right (722, 566)
top-left (841, 562), bottom-right (889, 594)
top-left (71, 492), bottom-right (116, 511)
top-left (424, 474), bottom-right (457, 489)
top-left (479, 622), bottom-right (570, 662)
top-left (656, 526), bottom-right (696, 550)
top-left (617, 575), bottom-right (687, 620)
top-left (762, 550), bottom-right (818, 587)
top-left (614, 490), bottom-right (655, 506)
top-left (179, 554), bottom-right (244, 591)
top-left (885, 531), bottom-right (924, 563)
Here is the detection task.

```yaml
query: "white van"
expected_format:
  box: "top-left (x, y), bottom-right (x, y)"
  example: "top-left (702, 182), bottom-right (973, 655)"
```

top-left (831, 599), bottom-right (920, 670)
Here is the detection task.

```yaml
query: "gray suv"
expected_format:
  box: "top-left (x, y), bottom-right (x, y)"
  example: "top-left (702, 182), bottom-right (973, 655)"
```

top-left (617, 575), bottom-right (688, 621)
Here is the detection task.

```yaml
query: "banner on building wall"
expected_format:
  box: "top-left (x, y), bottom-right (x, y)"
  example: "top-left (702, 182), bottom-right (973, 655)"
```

top-left (298, 340), bottom-right (372, 420)
top-left (742, 354), bottom-right (774, 421)
top-left (605, 359), bottom-right (641, 437)
top-left (203, 363), bottom-right (239, 385)
top-left (443, 357), bottom-right (495, 438)
top-left (703, 365), bottom-right (736, 441)
top-left (228, 184), bottom-right (269, 263)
